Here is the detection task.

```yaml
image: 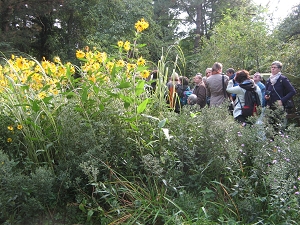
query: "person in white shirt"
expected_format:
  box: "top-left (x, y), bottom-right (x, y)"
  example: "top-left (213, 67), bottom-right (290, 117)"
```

top-left (226, 70), bottom-right (262, 125)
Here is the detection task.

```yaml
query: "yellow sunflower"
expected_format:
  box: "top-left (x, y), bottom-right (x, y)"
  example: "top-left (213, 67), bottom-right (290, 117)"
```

top-left (137, 56), bottom-right (146, 66)
top-left (76, 50), bottom-right (85, 59)
top-left (141, 70), bottom-right (150, 79)
top-left (116, 60), bottom-right (125, 67)
top-left (135, 18), bottom-right (149, 32)
top-left (117, 41), bottom-right (124, 47)
top-left (124, 41), bottom-right (131, 52)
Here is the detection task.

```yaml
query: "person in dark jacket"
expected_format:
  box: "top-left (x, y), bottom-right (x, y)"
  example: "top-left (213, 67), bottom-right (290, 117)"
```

top-left (265, 61), bottom-right (296, 131)
top-left (192, 73), bottom-right (207, 108)
top-left (265, 61), bottom-right (296, 110)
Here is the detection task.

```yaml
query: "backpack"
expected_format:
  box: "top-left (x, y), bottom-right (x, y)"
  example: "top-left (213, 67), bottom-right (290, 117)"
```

top-left (239, 85), bottom-right (261, 117)
top-left (176, 84), bottom-right (191, 106)
top-left (181, 90), bottom-right (193, 106)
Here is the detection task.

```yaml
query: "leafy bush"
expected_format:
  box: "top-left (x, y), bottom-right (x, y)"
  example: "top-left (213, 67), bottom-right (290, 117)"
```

top-left (0, 150), bottom-right (57, 224)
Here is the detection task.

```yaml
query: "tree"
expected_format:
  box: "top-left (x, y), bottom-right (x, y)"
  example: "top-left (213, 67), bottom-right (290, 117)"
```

top-left (175, 0), bottom-right (253, 51)
top-left (0, 0), bottom-right (171, 64)
top-left (184, 7), bottom-right (275, 76)
top-left (0, 0), bottom-right (63, 59)
top-left (275, 4), bottom-right (300, 76)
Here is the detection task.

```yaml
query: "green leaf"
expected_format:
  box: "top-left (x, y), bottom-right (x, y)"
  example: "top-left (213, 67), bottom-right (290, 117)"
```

top-left (79, 203), bottom-right (86, 213)
top-left (93, 86), bottom-right (100, 95)
top-left (74, 105), bottom-right (84, 112)
top-left (137, 99), bottom-right (149, 114)
top-left (87, 210), bottom-right (94, 222)
top-left (119, 94), bottom-right (133, 108)
top-left (32, 100), bottom-right (40, 112)
top-left (124, 101), bottom-right (130, 108)
top-left (110, 64), bottom-right (118, 80)
top-left (81, 87), bottom-right (88, 102)
top-left (117, 81), bottom-right (131, 89)
top-left (158, 118), bottom-right (167, 128)
top-left (99, 104), bottom-right (105, 111)
top-left (123, 116), bottom-right (136, 123)
top-left (135, 80), bottom-right (145, 96)
top-left (106, 91), bottom-right (119, 98)
top-left (130, 123), bottom-right (138, 131)
top-left (42, 96), bottom-right (53, 104)
top-left (63, 91), bottom-right (77, 98)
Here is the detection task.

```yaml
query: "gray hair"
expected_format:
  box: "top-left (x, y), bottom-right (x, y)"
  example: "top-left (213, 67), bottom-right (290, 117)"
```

top-left (170, 72), bottom-right (179, 81)
top-left (188, 94), bottom-right (198, 105)
top-left (195, 73), bottom-right (202, 79)
top-left (272, 61), bottom-right (283, 69)
top-left (212, 62), bottom-right (223, 73)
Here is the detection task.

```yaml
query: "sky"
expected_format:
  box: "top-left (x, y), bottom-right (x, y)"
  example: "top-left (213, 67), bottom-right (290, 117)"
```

top-left (253, 0), bottom-right (299, 26)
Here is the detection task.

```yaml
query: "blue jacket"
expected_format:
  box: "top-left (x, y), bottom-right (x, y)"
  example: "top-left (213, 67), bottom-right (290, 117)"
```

top-left (265, 75), bottom-right (296, 107)
top-left (256, 81), bottom-right (266, 107)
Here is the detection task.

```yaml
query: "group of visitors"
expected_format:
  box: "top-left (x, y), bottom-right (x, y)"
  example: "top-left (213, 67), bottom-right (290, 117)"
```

top-left (164, 61), bottom-right (296, 126)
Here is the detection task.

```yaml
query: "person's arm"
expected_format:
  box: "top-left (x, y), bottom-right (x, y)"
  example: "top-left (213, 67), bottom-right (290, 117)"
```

top-left (176, 85), bottom-right (184, 97)
top-left (226, 80), bottom-right (242, 94)
top-left (205, 81), bottom-right (211, 97)
top-left (256, 87), bottom-right (263, 106)
top-left (281, 77), bottom-right (296, 104)
top-left (197, 85), bottom-right (206, 106)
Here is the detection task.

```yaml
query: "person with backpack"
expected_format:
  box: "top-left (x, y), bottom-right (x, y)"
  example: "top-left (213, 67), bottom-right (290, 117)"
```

top-left (192, 73), bottom-right (207, 108)
top-left (176, 76), bottom-right (192, 109)
top-left (226, 70), bottom-right (262, 125)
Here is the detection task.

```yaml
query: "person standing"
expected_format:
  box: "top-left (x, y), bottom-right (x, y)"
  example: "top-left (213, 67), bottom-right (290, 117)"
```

top-left (166, 72), bottom-right (180, 113)
top-left (206, 62), bottom-right (229, 107)
top-left (265, 61), bottom-right (296, 110)
top-left (192, 73), bottom-right (207, 108)
top-left (202, 68), bottom-right (212, 85)
top-left (226, 70), bottom-right (262, 125)
top-left (226, 68), bottom-right (236, 80)
top-left (253, 72), bottom-right (266, 107)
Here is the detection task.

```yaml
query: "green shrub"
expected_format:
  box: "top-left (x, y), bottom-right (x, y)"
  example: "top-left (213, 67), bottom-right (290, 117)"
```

top-left (0, 150), bottom-right (57, 224)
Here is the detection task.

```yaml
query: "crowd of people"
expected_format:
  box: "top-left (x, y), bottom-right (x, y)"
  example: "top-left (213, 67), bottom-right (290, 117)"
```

top-left (162, 61), bottom-right (296, 126)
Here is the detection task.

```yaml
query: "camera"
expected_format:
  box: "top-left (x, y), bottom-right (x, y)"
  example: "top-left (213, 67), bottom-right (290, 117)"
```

top-left (265, 90), bottom-right (271, 97)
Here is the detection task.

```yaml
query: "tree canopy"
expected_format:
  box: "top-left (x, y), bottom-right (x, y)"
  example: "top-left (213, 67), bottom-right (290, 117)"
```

top-left (1, 0), bottom-right (300, 77)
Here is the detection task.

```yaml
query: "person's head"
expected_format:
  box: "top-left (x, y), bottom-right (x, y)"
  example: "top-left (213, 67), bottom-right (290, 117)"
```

top-left (179, 76), bottom-right (189, 85)
top-left (226, 68), bottom-right (235, 76)
top-left (193, 73), bottom-right (203, 85)
top-left (187, 94), bottom-right (197, 105)
top-left (271, 61), bottom-right (282, 75)
top-left (205, 68), bottom-right (212, 78)
top-left (211, 62), bottom-right (223, 75)
top-left (253, 72), bottom-right (262, 83)
top-left (169, 72), bottom-right (179, 82)
top-left (235, 70), bottom-right (251, 83)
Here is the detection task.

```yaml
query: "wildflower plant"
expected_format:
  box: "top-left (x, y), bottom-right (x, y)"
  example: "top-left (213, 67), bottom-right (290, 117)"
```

top-left (0, 18), bottom-right (153, 168)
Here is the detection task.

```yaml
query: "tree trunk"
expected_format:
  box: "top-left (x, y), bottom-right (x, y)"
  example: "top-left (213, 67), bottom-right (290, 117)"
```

top-left (194, 3), bottom-right (203, 52)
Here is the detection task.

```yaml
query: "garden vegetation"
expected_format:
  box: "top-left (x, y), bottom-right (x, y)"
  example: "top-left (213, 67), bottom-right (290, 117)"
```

top-left (1, 17), bottom-right (300, 225)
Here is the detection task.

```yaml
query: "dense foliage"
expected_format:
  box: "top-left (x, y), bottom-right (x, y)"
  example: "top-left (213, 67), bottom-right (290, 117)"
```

top-left (1, 17), bottom-right (300, 224)
top-left (3, 0), bottom-right (300, 77)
